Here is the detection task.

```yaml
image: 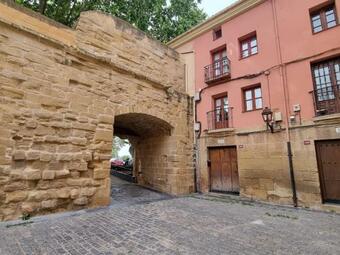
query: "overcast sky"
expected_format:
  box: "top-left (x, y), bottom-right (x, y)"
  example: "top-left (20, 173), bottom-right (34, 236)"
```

top-left (199, 0), bottom-right (238, 16)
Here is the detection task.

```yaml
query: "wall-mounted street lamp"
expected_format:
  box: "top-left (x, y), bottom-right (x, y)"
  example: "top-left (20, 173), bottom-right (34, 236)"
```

top-left (261, 107), bottom-right (274, 133)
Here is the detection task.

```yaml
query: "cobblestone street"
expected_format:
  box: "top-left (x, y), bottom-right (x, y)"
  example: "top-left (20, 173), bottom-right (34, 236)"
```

top-left (0, 180), bottom-right (340, 255)
top-left (110, 176), bottom-right (173, 206)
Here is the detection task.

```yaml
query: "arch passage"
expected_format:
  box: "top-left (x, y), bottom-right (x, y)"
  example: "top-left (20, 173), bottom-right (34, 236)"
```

top-left (114, 113), bottom-right (173, 137)
top-left (113, 113), bottom-right (177, 193)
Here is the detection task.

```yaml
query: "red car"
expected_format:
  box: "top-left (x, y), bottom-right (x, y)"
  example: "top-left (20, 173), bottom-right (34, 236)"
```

top-left (110, 158), bottom-right (125, 167)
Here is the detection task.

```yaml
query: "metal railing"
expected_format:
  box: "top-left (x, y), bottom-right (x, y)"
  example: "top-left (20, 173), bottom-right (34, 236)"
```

top-left (207, 108), bottom-right (232, 130)
top-left (310, 87), bottom-right (340, 116)
top-left (204, 57), bottom-right (230, 84)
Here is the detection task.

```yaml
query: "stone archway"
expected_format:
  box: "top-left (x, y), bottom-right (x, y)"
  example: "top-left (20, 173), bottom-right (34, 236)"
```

top-left (113, 112), bottom-right (174, 193)
top-left (0, 3), bottom-right (194, 221)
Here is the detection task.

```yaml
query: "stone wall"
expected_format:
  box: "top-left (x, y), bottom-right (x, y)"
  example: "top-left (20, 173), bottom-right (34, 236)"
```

top-left (0, 2), bottom-right (194, 221)
top-left (198, 118), bottom-right (340, 212)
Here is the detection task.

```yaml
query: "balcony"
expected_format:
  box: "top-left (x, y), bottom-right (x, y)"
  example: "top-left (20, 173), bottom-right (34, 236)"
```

top-left (204, 57), bottom-right (231, 85)
top-left (310, 87), bottom-right (340, 116)
top-left (207, 108), bottom-right (231, 131)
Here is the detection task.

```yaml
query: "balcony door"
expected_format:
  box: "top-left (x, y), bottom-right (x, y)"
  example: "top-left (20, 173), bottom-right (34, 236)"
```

top-left (212, 48), bottom-right (228, 78)
top-left (312, 58), bottom-right (340, 115)
top-left (214, 96), bottom-right (229, 129)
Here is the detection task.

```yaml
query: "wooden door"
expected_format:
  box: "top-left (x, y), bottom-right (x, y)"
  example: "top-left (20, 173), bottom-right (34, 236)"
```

top-left (209, 147), bottom-right (239, 193)
top-left (316, 140), bottom-right (340, 203)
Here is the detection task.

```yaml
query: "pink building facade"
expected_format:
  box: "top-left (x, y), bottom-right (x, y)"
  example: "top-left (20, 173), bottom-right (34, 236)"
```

top-left (170, 0), bottom-right (340, 211)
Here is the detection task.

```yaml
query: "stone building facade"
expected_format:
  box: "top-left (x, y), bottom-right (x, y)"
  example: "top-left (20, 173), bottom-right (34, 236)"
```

top-left (0, 1), bottom-right (194, 221)
top-left (169, 0), bottom-right (340, 212)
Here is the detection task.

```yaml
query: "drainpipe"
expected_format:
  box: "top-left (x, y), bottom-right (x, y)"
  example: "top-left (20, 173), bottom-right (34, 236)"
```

top-left (194, 86), bottom-right (210, 193)
top-left (271, 0), bottom-right (298, 207)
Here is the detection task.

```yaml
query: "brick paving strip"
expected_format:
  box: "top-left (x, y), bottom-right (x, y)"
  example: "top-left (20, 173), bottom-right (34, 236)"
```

top-left (0, 193), bottom-right (340, 255)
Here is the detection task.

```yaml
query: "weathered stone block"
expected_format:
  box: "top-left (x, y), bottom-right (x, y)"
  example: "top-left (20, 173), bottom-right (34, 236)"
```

top-left (24, 169), bottom-right (41, 180)
top-left (94, 129), bottom-right (112, 142)
top-left (57, 153), bottom-right (73, 161)
top-left (69, 161), bottom-right (88, 171)
top-left (41, 199), bottom-right (57, 209)
top-left (10, 170), bottom-right (24, 181)
top-left (57, 188), bottom-right (71, 199)
top-left (70, 137), bottom-right (87, 145)
top-left (28, 190), bottom-right (53, 201)
top-left (42, 170), bottom-right (55, 180)
top-left (72, 122), bottom-right (96, 131)
top-left (26, 120), bottom-right (37, 129)
top-left (2, 86), bottom-right (24, 99)
top-left (40, 153), bottom-right (53, 162)
top-left (70, 189), bottom-right (79, 199)
top-left (93, 169), bottom-right (109, 180)
top-left (80, 187), bottom-right (96, 197)
top-left (12, 150), bottom-right (26, 161)
top-left (83, 151), bottom-right (93, 161)
top-left (55, 169), bottom-right (70, 178)
top-left (26, 151), bottom-right (40, 160)
top-left (73, 197), bottom-right (88, 206)
top-left (5, 191), bottom-right (27, 203)
top-left (67, 178), bottom-right (93, 187)
top-left (98, 114), bottom-right (113, 124)
top-left (4, 182), bottom-right (27, 192)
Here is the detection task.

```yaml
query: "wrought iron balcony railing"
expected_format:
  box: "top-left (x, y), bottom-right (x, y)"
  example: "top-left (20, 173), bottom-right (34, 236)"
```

top-left (204, 57), bottom-right (231, 85)
top-left (207, 108), bottom-right (233, 131)
top-left (310, 87), bottom-right (340, 116)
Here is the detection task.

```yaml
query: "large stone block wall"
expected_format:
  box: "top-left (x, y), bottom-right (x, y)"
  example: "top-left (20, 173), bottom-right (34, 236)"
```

top-left (199, 119), bottom-right (340, 211)
top-left (0, 2), bottom-right (194, 221)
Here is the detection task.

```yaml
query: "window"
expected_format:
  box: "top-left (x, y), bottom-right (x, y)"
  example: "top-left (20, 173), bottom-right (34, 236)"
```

top-left (212, 48), bottom-right (229, 77)
top-left (213, 27), bottom-right (222, 40)
top-left (243, 86), bottom-right (263, 111)
top-left (310, 3), bottom-right (337, 33)
top-left (240, 33), bottom-right (258, 59)
top-left (312, 58), bottom-right (340, 102)
top-left (215, 95), bottom-right (229, 120)
top-left (214, 95), bottom-right (229, 129)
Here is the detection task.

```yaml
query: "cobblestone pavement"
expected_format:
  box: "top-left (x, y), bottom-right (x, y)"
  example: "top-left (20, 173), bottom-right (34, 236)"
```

top-left (1, 188), bottom-right (340, 255)
top-left (110, 176), bottom-right (173, 206)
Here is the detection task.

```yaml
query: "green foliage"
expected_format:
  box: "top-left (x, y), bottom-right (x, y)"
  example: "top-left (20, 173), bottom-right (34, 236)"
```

top-left (21, 213), bottom-right (31, 221)
top-left (112, 136), bottom-right (128, 158)
top-left (15, 0), bottom-right (206, 42)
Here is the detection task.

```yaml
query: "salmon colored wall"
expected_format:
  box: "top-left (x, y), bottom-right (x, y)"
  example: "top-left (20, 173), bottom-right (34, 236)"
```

top-left (193, 0), bottom-right (340, 131)
top-left (276, 0), bottom-right (340, 121)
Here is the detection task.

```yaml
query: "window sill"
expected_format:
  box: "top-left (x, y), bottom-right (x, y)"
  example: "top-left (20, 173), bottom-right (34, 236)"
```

top-left (242, 108), bottom-right (263, 113)
top-left (207, 128), bottom-right (235, 134)
top-left (239, 52), bottom-right (258, 61)
top-left (313, 112), bottom-right (340, 123)
top-left (312, 24), bottom-right (339, 35)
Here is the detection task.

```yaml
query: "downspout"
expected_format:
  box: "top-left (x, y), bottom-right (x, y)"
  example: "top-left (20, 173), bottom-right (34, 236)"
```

top-left (271, 0), bottom-right (298, 207)
top-left (181, 50), bottom-right (202, 193)
top-left (194, 87), bottom-right (207, 193)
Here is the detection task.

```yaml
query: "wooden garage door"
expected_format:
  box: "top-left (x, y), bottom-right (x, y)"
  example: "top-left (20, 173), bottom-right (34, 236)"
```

top-left (316, 140), bottom-right (340, 203)
top-left (209, 147), bottom-right (239, 193)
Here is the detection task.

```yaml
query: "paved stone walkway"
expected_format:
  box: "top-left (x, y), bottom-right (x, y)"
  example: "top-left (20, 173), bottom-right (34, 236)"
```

top-left (0, 184), bottom-right (340, 255)
top-left (110, 176), bottom-right (172, 206)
